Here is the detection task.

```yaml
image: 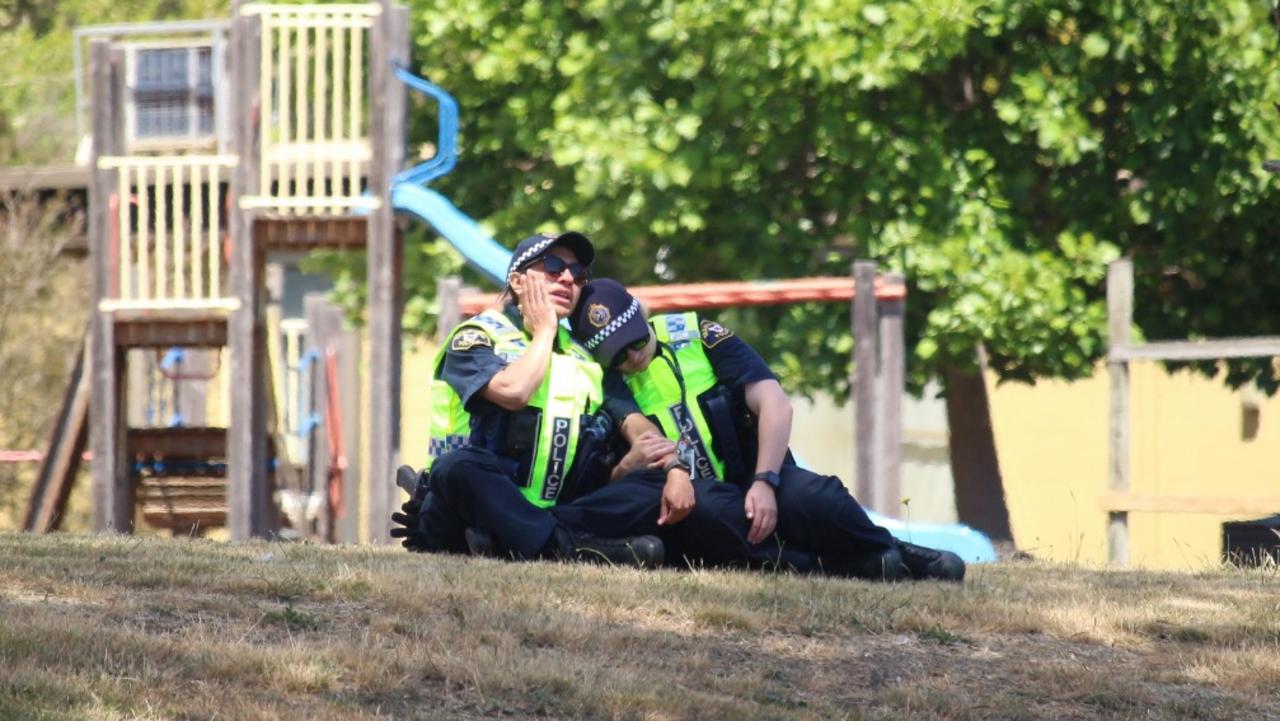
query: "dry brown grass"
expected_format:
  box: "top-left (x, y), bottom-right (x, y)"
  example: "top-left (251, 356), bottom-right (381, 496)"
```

top-left (1, 533), bottom-right (1278, 721)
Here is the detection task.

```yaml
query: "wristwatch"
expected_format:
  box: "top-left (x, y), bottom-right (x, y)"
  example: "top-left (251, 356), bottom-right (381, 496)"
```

top-left (753, 470), bottom-right (782, 490)
top-left (663, 458), bottom-right (691, 475)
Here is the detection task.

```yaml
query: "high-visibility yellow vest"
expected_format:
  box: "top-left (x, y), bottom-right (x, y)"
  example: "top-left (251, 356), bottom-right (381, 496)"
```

top-left (623, 312), bottom-right (727, 482)
top-left (426, 309), bottom-right (603, 508)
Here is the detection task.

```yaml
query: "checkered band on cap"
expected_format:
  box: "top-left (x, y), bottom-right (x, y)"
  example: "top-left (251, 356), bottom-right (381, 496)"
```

top-left (583, 298), bottom-right (641, 351)
top-left (509, 234), bottom-right (556, 272)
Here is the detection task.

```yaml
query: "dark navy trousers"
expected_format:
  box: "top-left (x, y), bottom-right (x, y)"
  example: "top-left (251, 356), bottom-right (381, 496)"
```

top-left (688, 463), bottom-right (896, 570)
top-left (420, 446), bottom-right (750, 565)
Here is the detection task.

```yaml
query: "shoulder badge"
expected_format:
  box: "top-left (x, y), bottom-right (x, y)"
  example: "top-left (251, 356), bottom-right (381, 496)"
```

top-left (699, 319), bottom-right (734, 349)
top-left (587, 303), bottom-right (611, 328)
top-left (451, 328), bottom-right (494, 352)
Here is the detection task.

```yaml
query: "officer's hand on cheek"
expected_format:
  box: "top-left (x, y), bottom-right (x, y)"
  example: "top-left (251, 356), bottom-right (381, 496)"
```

top-left (744, 482), bottom-right (778, 545)
top-left (516, 272), bottom-right (558, 336)
top-left (658, 468), bottom-right (695, 526)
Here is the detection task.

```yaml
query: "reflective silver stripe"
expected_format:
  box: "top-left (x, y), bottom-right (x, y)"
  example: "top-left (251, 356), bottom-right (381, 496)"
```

top-left (509, 236), bottom-right (555, 271)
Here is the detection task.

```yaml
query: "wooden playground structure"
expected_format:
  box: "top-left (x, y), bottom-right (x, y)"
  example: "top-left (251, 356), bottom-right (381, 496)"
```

top-left (26, 2), bottom-right (409, 542)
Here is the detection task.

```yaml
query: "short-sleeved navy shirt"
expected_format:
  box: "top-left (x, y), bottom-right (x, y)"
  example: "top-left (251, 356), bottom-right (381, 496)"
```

top-left (439, 305), bottom-right (634, 460)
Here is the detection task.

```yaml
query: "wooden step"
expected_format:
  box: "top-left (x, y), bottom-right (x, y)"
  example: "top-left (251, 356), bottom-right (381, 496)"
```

top-left (138, 475), bottom-right (227, 534)
top-left (128, 427), bottom-right (227, 459)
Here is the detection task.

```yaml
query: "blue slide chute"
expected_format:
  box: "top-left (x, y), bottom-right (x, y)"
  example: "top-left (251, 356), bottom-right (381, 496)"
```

top-left (868, 510), bottom-right (998, 564)
top-left (390, 64), bottom-right (510, 286)
top-left (390, 183), bottom-right (510, 285)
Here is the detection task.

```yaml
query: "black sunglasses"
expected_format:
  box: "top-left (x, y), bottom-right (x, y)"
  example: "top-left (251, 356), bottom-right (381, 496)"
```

top-left (530, 255), bottom-right (590, 284)
top-left (609, 335), bottom-right (650, 369)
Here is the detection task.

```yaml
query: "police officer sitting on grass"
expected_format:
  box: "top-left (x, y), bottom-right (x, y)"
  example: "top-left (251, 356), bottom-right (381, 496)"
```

top-left (567, 278), bottom-right (965, 582)
top-left (391, 233), bottom-right (749, 569)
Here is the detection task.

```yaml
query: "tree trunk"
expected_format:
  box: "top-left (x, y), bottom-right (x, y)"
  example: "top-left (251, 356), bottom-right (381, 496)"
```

top-left (943, 351), bottom-right (1015, 547)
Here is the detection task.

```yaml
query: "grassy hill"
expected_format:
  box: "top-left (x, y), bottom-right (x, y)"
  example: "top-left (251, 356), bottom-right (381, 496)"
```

top-left (1, 533), bottom-right (1277, 721)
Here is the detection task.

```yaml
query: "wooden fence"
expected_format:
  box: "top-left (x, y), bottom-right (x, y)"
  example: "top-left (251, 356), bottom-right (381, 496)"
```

top-left (1104, 258), bottom-right (1280, 565)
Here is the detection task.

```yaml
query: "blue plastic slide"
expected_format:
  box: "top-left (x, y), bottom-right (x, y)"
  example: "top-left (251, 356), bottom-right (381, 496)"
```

top-left (390, 183), bottom-right (510, 285)
top-left (867, 510), bottom-right (998, 564)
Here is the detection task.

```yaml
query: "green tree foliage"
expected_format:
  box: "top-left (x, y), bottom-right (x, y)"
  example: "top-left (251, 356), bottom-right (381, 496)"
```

top-left (387, 0), bottom-right (1280, 397)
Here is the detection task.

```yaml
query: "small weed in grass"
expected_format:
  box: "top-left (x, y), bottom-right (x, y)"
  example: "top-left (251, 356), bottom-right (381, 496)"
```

top-left (264, 604), bottom-right (320, 632)
top-left (918, 624), bottom-right (967, 646)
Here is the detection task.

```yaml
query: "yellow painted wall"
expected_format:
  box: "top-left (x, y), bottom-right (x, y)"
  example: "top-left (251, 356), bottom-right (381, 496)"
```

top-left (401, 336), bottom-right (439, 474)
top-left (990, 364), bottom-right (1280, 570)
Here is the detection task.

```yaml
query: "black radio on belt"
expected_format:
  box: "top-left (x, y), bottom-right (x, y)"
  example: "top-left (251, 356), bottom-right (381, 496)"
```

top-left (504, 408), bottom-right (541, 486)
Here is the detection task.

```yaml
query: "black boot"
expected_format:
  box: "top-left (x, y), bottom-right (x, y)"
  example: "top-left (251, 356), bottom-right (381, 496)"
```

top-left (464, 527), bottom-right (497, 558)
top-left (820, 546), bottom-right (904, 582)
top-left (897, 541), bottom-right (965, 582)
top-left (552, 527), bottom-right (664, 569)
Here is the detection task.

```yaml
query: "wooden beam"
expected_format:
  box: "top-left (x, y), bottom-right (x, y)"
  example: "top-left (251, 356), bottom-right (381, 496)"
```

top-left (364, 4), bottom-right (408, 544)
top-left (1110, 337), bottom-right (1280, 362)
top-left (228, 13), bottom-right (272, 539)
top-left (25, 335), bottom-right (92, 532)
top-left (436, 277), bottom-right (461, 344)
top-left (1107, 259), bottom-right (1133, 566)
top-left (89, 40), bottom-right (132, 534)
top-left (853, 261), bottom-right (878, 511)
top-left (254, 216), bottom-right (372, 250)
top-left (305, 294), bottom-right (346, 542)
top-left (873, 271), bottom-right (904, 518)
top-left (1100, 492), bottom-right (1280, 517)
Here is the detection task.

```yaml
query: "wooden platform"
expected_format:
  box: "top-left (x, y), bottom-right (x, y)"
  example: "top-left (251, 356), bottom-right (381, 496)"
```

top-left (254, 216), bottom-right (385, 251)
top-left (128, 426), bottom-right (227, 460)
top-left (102, 307), bottom-right (235, 348)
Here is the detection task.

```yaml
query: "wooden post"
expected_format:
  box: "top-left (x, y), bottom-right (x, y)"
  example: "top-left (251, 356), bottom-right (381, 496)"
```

top-left (89, 40), bottom-right (132, 533)
top-left (873, 271), bottom-right (904, 517)
top-left (853, 260), bottom-right (879, 509)
top-left (365, 4), bottom-right (409, 543)
top-left (336, 321), bottom-right (362, 544)
top-left (228, 14), bottom-right (271, 539)
top-left (305, 294), bottom-right (347, 542)
top-left (1107, 259), bottom-right (1133, 566)
top-left (436, 276), bottom-right (461, 343)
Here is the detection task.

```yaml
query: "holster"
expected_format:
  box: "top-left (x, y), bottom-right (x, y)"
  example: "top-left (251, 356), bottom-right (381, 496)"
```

top-left (557, 411), bottom-right (616, 503)
top-left (700, 385), bottom-right (749, 481)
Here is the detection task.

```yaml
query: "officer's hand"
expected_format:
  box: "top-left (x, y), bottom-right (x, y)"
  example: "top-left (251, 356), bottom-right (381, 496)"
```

top-left (616, 431), bottom-right (677, 477)
top-left (744, 481), bottom-right (778, 545)
top-left (658, 468), bottom-right (695, 526)
top-left (390, 497), bottom-right (429, 552)
top-left (518, 272), bottom-right (558, 337)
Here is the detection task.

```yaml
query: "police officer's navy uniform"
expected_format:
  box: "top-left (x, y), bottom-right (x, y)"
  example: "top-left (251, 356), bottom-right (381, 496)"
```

top-left (410, 233), bottom-right (750, 565)
top-left (570, 280), bottom-right (932, 578)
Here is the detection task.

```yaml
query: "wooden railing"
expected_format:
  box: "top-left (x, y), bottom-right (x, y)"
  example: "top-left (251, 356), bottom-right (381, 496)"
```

top-left (239, 3), bottom-right (380, 215)
top-left (97, 154), bottom-right (239, 312)
top-left (1104, 258), bottom-right (1280, 565)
